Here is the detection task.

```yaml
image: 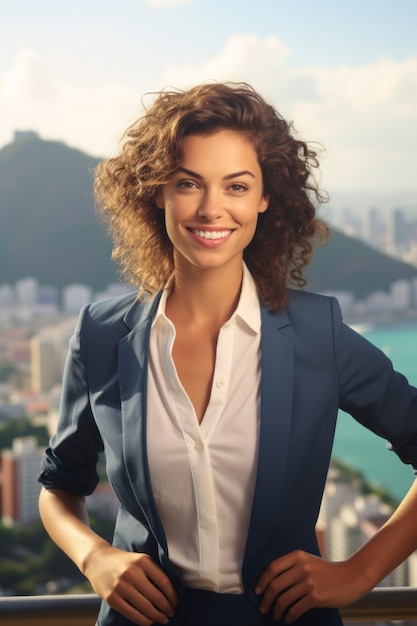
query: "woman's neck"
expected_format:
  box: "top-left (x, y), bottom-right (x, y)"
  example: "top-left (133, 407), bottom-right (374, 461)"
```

top-left (166, 262), bottom-right (243, 329)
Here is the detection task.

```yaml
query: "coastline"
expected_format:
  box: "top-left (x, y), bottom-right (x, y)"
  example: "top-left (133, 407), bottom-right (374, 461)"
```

top-left (346, 309), bottom-right (417, 332)
top-left (332, 316), bottom-right (417, 503)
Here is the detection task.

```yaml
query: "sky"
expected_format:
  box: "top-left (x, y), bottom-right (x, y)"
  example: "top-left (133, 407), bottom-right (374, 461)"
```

top-left (1, 0), bottom-right (417, 202)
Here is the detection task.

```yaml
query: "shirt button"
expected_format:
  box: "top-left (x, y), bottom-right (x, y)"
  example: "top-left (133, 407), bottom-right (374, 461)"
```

top-left (194, 442), bottom-right (203, 452)
top-left (216, 379), bottom-right (225, 388)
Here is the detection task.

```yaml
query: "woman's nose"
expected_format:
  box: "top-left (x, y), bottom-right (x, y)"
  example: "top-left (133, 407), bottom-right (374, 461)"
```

top-left (197, 189), bottom-right (223, 220)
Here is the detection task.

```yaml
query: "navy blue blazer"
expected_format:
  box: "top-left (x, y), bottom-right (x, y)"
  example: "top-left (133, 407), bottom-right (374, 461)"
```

top-left (39, 288), bottom-right (417, 625)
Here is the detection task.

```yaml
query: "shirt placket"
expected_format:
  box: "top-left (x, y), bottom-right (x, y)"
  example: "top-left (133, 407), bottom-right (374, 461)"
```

top-left (164, 317), bottom-right (235, 590)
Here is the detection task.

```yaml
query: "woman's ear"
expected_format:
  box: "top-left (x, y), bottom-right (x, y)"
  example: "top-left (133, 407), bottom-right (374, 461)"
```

top-left (259, 194), bottom-right (270, 214)
top-left (154, 190), bottom-right (164, 210)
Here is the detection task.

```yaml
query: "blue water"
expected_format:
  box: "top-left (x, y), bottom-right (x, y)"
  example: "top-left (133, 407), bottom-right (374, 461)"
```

top-left (332, 320), bottom-right (417, 501)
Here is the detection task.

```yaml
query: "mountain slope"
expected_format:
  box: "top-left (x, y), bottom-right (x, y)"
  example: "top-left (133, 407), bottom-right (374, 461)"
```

top-left (0, 133), bottom-right (116, 289)
top-left (306, 229), bottom-right (417, 298)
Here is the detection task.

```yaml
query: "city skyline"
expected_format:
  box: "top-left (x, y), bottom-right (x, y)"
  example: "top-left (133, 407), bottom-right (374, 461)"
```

top-left (1, 1), bottom-right (417, 196)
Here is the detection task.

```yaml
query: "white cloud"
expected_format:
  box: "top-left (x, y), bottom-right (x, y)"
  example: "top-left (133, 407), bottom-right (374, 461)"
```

top-left (0, 37), bottom-right (416, 194)
top-left (286, 58), bottom-right (417, 193)
top-left (158, 36), bottom-right (417, 193)
top-left (159, 34), bottom-right (291, 94)
top-left (2, 49), bottom-right (54, 102)
top-left (0, 49), bottom-right (142, 157)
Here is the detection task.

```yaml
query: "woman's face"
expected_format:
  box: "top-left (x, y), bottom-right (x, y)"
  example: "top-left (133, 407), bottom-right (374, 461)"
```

top-left (157, 129), bottom-right (269, 276)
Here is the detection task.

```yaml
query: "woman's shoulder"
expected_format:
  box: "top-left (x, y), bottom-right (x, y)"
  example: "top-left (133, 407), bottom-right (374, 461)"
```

top-left (280, 288), bottom-right (343, 339)
top-left (285, 288), bottom-right (340, 318)
top-left (77, 290), bottom-right (161, 336)
top-left (86, 290), bottom-right (139, 322)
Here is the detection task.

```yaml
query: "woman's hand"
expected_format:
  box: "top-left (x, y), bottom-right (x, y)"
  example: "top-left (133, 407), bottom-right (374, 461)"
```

top-left (84, 544), bottom-right (178, 625)
top-left (255, 550), bottom-right (371, 624)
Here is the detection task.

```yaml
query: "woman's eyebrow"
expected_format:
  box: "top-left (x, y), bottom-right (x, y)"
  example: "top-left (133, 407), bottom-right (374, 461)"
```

top-left (177, 167), bottom-right (255, 180)
top-left (224, 170), bottom-right (255, 180)
top-left (177, 167), bottom-right (203, 179)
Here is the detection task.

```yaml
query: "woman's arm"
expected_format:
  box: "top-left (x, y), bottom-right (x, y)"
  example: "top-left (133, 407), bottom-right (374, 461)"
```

top-left (255, 477), bottom-right (417, 623)
top-left (38, 488), bottom-right (178, 626)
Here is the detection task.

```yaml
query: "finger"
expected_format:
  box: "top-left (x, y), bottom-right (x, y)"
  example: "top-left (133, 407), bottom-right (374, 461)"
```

top-left (271, 583), bottom-right (308, 623)
top-left (126, 591), bottom-right (172, 624)
top-left (259, 565), bottom-right (301, 614)
top-left (107, 592), bottom-right (159, 626)
top-left (109, 581), bottom-right (172, 625)
top-left (133, 580), bottom-right (176, 619)
top-left (122, 568), bottom-right (177, 619)
top-left (142, 558), bottom-right (178, 607)
top-left (280, 592), bottom-right (314, 624)
top-left (255, 553), bottom-right (296, 594)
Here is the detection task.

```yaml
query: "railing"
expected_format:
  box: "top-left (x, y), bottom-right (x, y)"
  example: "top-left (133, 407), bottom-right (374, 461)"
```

top-left (1, 588), bottom-right (417, 625)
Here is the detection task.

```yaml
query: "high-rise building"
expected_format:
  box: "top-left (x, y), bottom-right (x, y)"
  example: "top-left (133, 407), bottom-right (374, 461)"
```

top-left (14, 277), bottom-right (39, 307)
top-left (317, 468), bottom-right (359, 559)
top-left (390, 279), bottom-right (412, 311)
top-left (62, 283), bottom-right (92, 315)
top-left (30, 317), bottom-right (77, 393)
top-left (362, 207), bottom-right (380, 247)
top-left (30, 335), bottom-right (57, 393)
top-left (387, 208), bottom-right (407, 256)
top-left (1, 437), bottom-right (43, 526)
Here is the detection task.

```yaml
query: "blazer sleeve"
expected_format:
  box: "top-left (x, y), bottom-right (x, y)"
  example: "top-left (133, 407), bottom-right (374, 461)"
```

top-left (331, 297), bottom-right (417, 470)
top-left (38, 304), bottom-right (104, 496)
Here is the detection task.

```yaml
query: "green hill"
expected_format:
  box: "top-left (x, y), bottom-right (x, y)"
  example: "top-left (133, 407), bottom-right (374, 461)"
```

top-left (1, 132), bottom-right (416, 297)
top-left (306, 228), bottom-right (417, 298)
top-left (0, 132), bottom-right (116, 290)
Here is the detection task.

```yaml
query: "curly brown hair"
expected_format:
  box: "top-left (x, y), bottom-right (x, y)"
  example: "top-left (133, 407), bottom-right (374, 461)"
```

top-left (95, 81), bottom-right (328, 312)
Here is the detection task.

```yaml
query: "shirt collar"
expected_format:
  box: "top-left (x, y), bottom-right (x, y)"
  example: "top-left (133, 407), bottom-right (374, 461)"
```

top-left (232, 264), bottom-right (261, 334)
top-left (152, 263), bottom-right (261, 334)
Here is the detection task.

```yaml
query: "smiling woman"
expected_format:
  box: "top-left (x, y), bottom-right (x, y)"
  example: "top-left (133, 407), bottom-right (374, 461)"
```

top-left (94, 82), bottom-right (327, 313)
top-left (156, 131), bottom-right (269, 279)
top-left (38, 82), bottom-right (417, 626)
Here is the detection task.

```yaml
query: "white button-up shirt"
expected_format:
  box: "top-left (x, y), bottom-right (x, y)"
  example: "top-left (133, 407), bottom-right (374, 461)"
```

top-left (146, 266), bottom-right (261, 593)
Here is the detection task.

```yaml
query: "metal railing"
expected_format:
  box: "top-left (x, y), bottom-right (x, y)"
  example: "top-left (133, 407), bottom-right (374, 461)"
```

top-left (1, 587), bottom-right (417, 625)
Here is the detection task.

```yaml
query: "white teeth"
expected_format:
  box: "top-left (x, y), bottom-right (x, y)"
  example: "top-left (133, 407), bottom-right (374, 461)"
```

top-left (192, 229), bottom-right (231, 240)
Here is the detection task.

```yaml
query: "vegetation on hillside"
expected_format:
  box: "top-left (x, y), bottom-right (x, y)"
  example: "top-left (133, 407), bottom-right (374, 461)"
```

top-left (0, 515), bottom-right (114, 596)
top-left (0, 134), bottom-right (116, 290)
top-left (0, 418), bottom-right (49, 450)
top-left (306, 229), bottom-right (417, 298)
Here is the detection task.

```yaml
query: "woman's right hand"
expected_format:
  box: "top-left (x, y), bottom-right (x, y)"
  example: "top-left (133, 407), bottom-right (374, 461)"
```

top-left (84, 544), bottom-right (178, 625)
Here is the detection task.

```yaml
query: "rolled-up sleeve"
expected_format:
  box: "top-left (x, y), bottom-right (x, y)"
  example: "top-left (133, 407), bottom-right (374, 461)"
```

top-left (38, 305), bottom-right (104, 495)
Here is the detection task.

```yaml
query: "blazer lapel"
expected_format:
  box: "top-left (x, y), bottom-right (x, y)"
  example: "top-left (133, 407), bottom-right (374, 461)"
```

top-left (118, 293), bottom-right (168, 550)
top-left (244, 304), bottom-right (294, 575)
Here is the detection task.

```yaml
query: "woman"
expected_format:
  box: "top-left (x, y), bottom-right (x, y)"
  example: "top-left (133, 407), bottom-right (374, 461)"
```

top-left (38, 82), bottom-right (417, 626)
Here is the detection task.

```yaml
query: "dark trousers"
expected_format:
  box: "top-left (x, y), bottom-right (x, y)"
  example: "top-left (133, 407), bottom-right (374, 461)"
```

top-left (181, 588), bottom-right (343, 626)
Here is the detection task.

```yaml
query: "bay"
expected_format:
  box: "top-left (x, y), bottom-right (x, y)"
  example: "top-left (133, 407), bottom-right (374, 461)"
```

top-left (332, 319), bottom-right (417, 502)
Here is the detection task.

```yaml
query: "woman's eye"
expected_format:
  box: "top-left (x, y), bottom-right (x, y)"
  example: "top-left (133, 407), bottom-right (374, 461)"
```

top-left (177, 180), bottom-right (197, 189)
top-left (230, 183), bottom-right (248, 192)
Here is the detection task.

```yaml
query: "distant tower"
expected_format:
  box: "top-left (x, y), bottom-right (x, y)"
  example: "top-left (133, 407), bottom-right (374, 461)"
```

top-left (30, 335), bottom-right (58, 393)
top-left (14, 277), bottom-right (39, 307)
top-left (318, 471), bottom-right (360, 560)
top-left (30, 318), bottom-right (76, 393)
top-left (390, 279), bottom-right (412, 311)
top-left (362, 207), bottom-right (380, 247)
top-left (1, 437), bottom-right (43, 526)
top-left (387, 208), bottom-right (406, 256)
top-left (62, 283), bottom-right (93, 315)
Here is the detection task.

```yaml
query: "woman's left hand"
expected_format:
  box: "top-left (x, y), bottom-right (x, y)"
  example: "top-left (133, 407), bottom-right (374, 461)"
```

top-left (255, 550), bottom-right (370, 623)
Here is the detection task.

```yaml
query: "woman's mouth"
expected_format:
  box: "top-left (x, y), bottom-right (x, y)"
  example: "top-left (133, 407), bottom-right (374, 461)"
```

top-left (189, 228), bottom-right (233, 240)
